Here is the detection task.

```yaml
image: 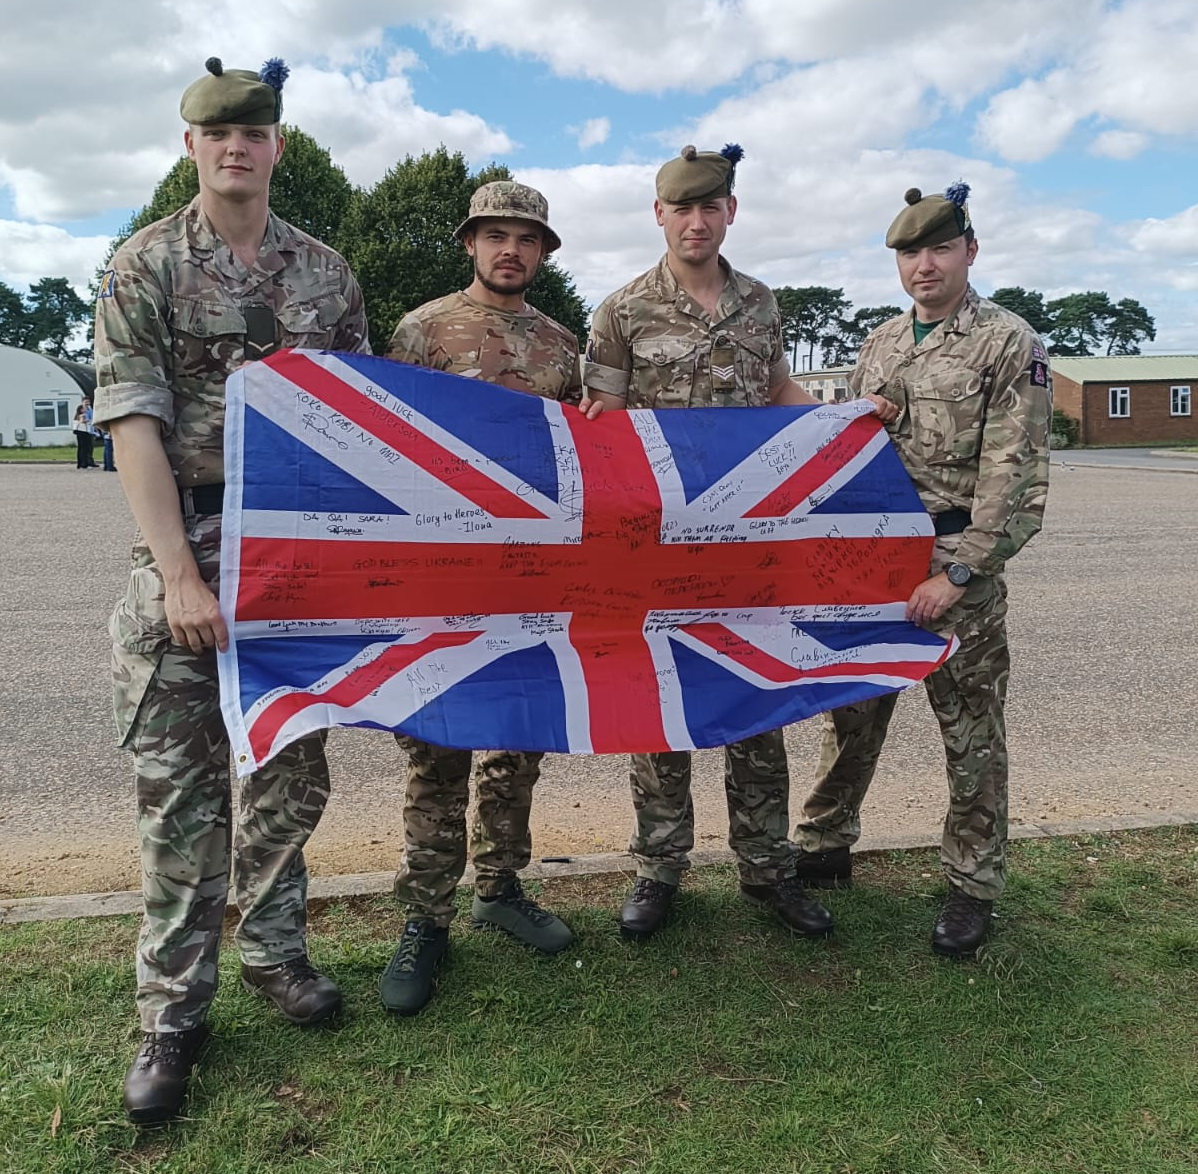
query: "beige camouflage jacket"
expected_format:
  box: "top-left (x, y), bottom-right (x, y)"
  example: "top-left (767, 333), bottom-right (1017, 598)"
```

top-left (93, 196), bottom-right (370, 487)
top-left (849, 285), bottom-right (1051, 577)
top-left (385, 291), bottom-right (582, 403)
top-left (583, 256), bottom-right (791, 409)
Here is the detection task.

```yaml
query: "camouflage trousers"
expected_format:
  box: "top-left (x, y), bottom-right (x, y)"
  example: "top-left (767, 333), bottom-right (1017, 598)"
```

top-left (794, 564), bottom-right (1011, 900)
top-left (629, 729), bottom-right (793, 886)
top-left (393, 735), bottom-right (544, 927)
top-left (112, 518), bottom-right (330, 1032)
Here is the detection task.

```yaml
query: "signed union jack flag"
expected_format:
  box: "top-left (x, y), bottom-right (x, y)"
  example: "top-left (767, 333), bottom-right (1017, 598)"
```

top-left (218, 349), bottom-right (954, 777)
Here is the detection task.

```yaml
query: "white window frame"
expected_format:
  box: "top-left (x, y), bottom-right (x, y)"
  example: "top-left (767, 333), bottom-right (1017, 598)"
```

top-left (1108, 386), bottom-right (1130, 418)
top-left (1170, 385), bottom-right (1191, 417)
top-left (32, 398), bottom-right (71, 429)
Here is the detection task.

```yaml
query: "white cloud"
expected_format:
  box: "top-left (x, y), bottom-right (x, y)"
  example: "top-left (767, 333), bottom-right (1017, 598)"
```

top-left (1127, 205), bottom-right (1198, 256)
top-left (977, 0), bottom-right (1198, 162)
top-left (573, 118), bottom-right (611, 151)
top-left (0, 1), bottom-right (512, 220)
top-left (0, 221), bottom-right (112, 292)
top-left (0, 0), bottom-right (1194, 348)
top-left (1090, 130), bottom-right (1149, 160)
top-left (284, 64), bottom-right (514, 189)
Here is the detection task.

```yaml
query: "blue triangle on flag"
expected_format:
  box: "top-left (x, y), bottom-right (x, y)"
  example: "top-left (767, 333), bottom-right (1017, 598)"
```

top-left (652, 405), bottom-right (803, 505)
top-left (240, 406), bottom-right (409, 516)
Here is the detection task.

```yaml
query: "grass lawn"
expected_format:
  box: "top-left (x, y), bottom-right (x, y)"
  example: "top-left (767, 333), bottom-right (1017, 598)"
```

top-left (0, 445), bottom-right (76, 461)
top-left (1, 827), bottom-right (1195, 1173)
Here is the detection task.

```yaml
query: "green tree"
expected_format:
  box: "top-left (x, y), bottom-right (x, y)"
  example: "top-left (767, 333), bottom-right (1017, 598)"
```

top-left (25, 277), bottom-right (90, 358)
top-left (1045, 291), bottom-right (1114, 356)
top-left (0, 277), bottom-right (90, 357)
top-left (774, 286), bottom-right (849, 371)
top-left (1105, 297), bottom-right (1155, 355)
top-left (1051, 408), bottom-right (1080, 448)
top-left (990, 286), bottom-right (1053, 335)
top-left (341, 146), bottom-right (587, 348)
top-left (106, 126), bottom-right (355, 261)
top-left (0, 280), bottom-right (36, 348)
top-left (821, 305), bottom-right (901, 367)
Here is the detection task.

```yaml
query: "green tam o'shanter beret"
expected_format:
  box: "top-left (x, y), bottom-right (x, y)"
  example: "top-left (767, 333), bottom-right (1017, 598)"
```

top-left (885, 181), bottom-right (972, 250)
top-left (655, 143), bottom-right (744, 204)
top-left (180, 57), bottom-right (288, 126)
top-left (454, 180), bottom-right (562, 253)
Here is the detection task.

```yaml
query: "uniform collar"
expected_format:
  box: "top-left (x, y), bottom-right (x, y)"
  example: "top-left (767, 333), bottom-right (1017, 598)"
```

top-left (901, 284), bottom-right (980, 348)
top-left (185, 195), bottom-right (288, 280)
top-left (651, 254), bottom-right (751, 322)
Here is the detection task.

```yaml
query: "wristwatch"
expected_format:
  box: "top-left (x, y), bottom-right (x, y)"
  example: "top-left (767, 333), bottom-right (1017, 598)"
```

top-left (946, 562), bottom-right (973, 587)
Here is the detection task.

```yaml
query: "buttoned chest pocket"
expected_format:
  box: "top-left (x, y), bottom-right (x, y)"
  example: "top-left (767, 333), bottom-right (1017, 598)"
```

top-left (171, 297), bottom-right (246, 376)
top-left (279, 291), bottom-right (349, 348)
top-left (630, 336), bottom-right (699, 408)
top-left (910, 369), bottom-right (989, 465)
top-left (731, 331), bottom-right (774, 406)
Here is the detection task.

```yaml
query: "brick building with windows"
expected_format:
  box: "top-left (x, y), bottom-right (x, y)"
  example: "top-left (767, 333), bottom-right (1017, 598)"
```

top-left (1052, 355), bottom-right (1198, 446)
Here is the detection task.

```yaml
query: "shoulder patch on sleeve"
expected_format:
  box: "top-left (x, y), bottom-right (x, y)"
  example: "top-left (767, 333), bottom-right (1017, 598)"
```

top-left (1030, 359), bottom-right (1049, 387)
top-left (97, 269), bottom-right (116, 300)
top-left (1031, 342), bottom-right (1047, 362)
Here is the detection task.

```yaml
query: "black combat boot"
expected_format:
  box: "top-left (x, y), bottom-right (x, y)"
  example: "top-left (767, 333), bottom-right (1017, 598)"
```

top-left (740, 875), bottom-right (835, 937)
top-left (123, 1024), bottom-right (208, 1125)
top-left (241, 954), bottom-right (342, 1024)
top-left (379, 920), bottom-right (449, 1015)
top-left (618, 878), bottom-right (677, 941)
top-left (931, 887), bottom-right (994, 957)
top-left (792, 846), bottom-right (853, 889)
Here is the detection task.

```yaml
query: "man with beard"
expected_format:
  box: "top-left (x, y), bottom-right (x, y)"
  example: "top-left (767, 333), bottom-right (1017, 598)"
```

top-left (378, 180), bottom-right (606, 1015)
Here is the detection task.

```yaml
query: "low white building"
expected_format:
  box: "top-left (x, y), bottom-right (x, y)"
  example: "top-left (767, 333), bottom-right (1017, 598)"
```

top-left (0, 343), bottom-right (96, 447)
top-left (790, 365), bottom-right (853, 403)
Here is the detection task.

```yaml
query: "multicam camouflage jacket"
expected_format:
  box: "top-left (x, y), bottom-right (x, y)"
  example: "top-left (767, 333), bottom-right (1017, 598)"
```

top-left (848, 285), bottom-right (1052, 577)
top-left (93, 196), bottom-right (370, 487)
top-left (385, 291), bottom-right (582, 403)
top-left (583, 255), bottom-right (791, 409)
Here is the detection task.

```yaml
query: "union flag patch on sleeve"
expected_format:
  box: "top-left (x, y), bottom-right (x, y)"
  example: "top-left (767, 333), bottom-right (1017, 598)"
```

top-left (97, 269), bottom-right (116, 300)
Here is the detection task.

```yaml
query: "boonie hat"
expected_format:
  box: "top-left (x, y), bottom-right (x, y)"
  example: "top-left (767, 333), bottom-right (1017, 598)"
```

top-left (454, 181), bottom-right (562, 253)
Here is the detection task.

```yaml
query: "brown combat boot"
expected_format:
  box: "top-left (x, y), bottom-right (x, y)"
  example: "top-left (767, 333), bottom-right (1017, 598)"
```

top-left (931, 887), bottom-right (994, 957)
top-left (619, 878), bottom-right (677, 941)
top-left (123, 1024), bottom-right (208, 1125)
top-left (241, 955), bottom-right (341, 1024)
top-left (740, 876), bottom-right (835, 937)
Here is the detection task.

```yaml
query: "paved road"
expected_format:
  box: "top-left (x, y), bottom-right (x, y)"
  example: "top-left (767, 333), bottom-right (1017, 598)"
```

top-left (1051, 447), bottom-right (1198, 472)
top-left (2, 462), bottom-right (1196, 898)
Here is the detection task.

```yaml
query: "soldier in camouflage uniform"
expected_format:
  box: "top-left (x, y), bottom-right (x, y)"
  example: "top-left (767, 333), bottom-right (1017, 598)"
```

top-left (584, 145), bottom-right (895, 942)
top-left (378, 181), bottom-right (604, 1016)
top-left (792, 183), bottom-right (1052, 957)
top-left (94, 58), bottom-right (369, 1124)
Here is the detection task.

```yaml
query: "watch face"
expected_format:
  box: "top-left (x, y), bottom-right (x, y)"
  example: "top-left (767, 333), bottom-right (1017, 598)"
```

top-left (947, 563), bottom-right (971, 586)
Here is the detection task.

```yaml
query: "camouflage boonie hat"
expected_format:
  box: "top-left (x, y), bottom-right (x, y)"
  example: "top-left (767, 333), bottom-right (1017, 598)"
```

top-left (655, 143), bottom-right (744, 204)
top-left (454, 181), bottom-right (562, 253)
top-left (180, 57), bottom-right (288, 126)
top-left (886, 181), bottom-right (972, 250)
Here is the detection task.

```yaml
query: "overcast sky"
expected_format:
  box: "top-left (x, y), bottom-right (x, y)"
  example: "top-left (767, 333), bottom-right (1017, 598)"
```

top-left (2, 0), bottom-right (1196, 350)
